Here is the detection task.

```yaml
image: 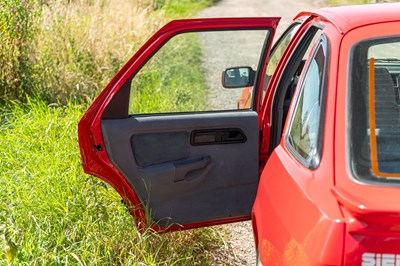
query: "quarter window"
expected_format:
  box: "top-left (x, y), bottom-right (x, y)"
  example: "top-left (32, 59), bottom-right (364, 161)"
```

top-left (286, 37), bottom-right (327, 169)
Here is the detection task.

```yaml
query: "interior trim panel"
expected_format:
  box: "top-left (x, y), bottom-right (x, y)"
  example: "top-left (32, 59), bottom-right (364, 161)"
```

top-left (101, 111), bottom-right (259, 226)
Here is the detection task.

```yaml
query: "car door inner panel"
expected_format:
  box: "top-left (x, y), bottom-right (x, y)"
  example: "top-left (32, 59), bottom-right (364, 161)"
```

top-left (101, 111), bottom-right (259, 226)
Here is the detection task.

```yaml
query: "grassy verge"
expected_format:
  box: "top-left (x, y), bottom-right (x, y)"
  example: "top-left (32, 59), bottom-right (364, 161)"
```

top-left (0, 0), bottom-right (216, 103)
top-left (0, 100), bottom-right (222, 265)
top-left (1, 0), bottom-right (222, 265)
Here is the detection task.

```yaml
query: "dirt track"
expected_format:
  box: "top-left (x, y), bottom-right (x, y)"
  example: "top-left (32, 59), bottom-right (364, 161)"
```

top-left (197, 0), bottom-right (326, 264)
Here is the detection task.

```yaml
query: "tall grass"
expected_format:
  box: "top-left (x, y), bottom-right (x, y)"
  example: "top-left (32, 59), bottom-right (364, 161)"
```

top-left (0, 99), bottom-right (222, 264)
top-left (1, 0), bottom-right (224, 264)
top-left (0, 0), bottom-right (42, 101)
top-left (34, 0), bottom-right (162, 103)
top-left (0, 0), bottom-right (215, 103)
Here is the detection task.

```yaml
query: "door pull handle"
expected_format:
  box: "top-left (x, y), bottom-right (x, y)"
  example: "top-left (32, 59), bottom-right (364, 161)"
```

top-left (173, 156), bottom-right (211, 182)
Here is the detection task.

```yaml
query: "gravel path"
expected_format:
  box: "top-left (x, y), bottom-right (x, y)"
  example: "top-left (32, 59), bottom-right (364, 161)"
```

top-left (197, 0), bottom-right (325, 265)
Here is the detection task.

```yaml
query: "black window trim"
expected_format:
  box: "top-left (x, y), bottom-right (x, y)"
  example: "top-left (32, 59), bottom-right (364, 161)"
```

top-left (268, 23), bottom-right (324, 153)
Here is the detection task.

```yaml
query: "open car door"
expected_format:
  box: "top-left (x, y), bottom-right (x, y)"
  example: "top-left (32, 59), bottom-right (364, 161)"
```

top-left (78, 18), bottom-right (279, 231)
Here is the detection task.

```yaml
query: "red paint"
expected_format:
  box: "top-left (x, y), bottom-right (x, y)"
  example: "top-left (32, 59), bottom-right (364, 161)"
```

top-left (79, 4), bottom-right (400, 265)
top-left (334, 18), bottom-right (400, 265)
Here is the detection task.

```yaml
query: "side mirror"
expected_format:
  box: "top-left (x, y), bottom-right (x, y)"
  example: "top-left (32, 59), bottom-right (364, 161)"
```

top-left (222, 67), bottom-right (255, 88)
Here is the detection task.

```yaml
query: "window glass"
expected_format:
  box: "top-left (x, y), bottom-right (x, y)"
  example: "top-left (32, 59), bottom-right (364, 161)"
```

top-left (349, 37), bottom-right (400, 182)
top-left (261, 23), bottom-right (300, 101)
top-left (287, 40), bottom-right (326, 169)
top-left (266, 24), bottom-right (300, 76)
top-left (128, 30), bottom-right (270, 114)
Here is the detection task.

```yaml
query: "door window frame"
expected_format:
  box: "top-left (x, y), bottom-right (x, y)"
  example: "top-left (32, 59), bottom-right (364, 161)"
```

top-left (284, 34), bottom-right (329, 170)
top-left (266, 23), bottom-right (324, 153)
top-left (102, 20), bottom-right (278, 119)
top-left (256, 21), bottom-right (302, 110)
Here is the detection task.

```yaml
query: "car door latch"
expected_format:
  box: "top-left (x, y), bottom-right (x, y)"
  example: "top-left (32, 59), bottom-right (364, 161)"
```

top-left (93, 144), bottom-right (103, 151)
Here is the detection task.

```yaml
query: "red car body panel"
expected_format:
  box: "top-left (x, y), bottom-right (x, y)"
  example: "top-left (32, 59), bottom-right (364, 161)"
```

top-left (254, 4), bottom-right (400, 265)
top-left (78, 3), bottom-right (400, 265)
top-left (254, 16), bottom-right (346, 264)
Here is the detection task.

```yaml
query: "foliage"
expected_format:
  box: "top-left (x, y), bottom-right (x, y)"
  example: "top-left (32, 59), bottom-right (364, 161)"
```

top-left (0, 99), bottom-right (222, 265)
top-left (154, 0), bottom-right (219, 17)
top-left (0, 0), bottom-right (222, 264)
top-left (0, 0), bottom-right (42, 101)
top-left (0, 0), bottom-right (215, 103)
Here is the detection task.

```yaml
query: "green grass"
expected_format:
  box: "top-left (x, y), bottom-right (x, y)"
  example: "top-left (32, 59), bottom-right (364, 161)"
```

top-left (0, 0), bottom-right (224, 264)
top-left (161, 0), bottom-right (220, 18)
top-left (0, 0), bottom-right (216, 104)
top-left (0, 99), bottom-right (222, 265)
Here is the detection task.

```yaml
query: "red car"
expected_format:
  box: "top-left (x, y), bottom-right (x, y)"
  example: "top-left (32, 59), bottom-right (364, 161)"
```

top-left (78, 3), bottom-right (400, 265)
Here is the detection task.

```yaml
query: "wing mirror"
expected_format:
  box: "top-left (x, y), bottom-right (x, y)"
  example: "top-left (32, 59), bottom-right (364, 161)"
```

top-left (222, 66), bottom-right (255, 88)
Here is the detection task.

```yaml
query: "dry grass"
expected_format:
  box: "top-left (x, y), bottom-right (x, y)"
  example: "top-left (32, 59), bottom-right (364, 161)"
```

top-left (1, 0), bottom-right (212, 103)
top-left (34, 0), bottom-right (168, 101)
top-left (42, 0), bottom-right (164, 63)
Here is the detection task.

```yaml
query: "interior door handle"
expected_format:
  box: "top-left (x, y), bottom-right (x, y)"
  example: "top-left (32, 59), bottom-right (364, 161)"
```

top-left (191, 128), bottom-right (246, 145)
top-left (173, 156), bottom-right (211, 182)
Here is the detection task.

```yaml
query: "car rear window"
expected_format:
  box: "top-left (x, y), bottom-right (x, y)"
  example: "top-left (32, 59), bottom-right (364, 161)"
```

top-left (349, 36), bottom-right (400, 183)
